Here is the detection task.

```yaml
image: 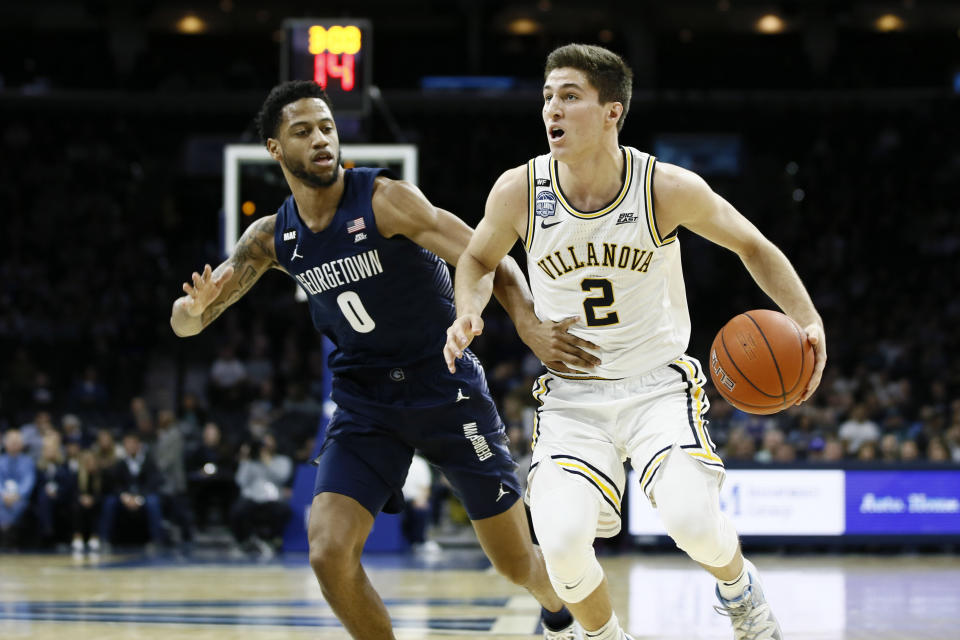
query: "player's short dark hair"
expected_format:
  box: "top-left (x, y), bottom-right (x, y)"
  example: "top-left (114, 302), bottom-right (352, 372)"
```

top-left (545, 44), bottom-right (633, 132)
top-left (256, 80), bottom-right (333, 145)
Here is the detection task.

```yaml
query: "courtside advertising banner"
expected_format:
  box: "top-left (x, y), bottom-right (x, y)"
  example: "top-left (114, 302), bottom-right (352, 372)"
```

top-left (628, 468), bottom-right (960, 537)
top-left (844, 470), bottom-right (960, 534)
top-left (629, 469), bottom-right (846, 536)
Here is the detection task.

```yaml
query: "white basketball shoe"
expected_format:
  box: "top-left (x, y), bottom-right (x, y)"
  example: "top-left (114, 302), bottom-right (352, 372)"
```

top-left (714, 559), bottom-right (783, 640)
top-left (543, 620), bottom-right (580, 640)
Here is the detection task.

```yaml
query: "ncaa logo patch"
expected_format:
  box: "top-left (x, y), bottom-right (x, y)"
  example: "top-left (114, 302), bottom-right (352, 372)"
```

top-left (535, 191), bottom-right (557, 218)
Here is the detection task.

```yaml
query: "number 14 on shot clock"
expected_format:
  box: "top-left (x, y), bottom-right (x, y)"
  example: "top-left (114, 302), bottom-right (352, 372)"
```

top-left (282, 18), bottom-right (372, 116)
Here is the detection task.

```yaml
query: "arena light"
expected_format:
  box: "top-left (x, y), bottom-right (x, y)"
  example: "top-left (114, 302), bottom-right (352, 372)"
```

top-left (176, 14), bottom-right (207, 34)
top-left (875, 14), bottom-right (905, 32)
top-left (507, 17), bottom-right (542, 35)
top-left (755, 14), bottom-right (785, 34)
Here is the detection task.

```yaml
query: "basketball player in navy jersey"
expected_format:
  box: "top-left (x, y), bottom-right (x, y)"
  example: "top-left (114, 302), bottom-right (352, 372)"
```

top-left (170, 81), bottom-right (593, 639)
top-left (446, 44), bottom-right (826, 640)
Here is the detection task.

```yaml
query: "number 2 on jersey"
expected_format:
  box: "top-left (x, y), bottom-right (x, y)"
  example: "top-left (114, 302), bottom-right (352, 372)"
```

top-left (336, 290), bottom-right (376, 333)
top-left (581, 278), bottom-right (619, 326)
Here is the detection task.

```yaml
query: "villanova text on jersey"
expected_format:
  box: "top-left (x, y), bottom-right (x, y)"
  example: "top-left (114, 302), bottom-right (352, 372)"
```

top-left (273, 167), bottom-right (457, 373)
top-left (534, 242), bottom-right (655, 280)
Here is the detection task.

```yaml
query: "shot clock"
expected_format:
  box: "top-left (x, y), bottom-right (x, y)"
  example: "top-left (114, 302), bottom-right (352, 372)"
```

top-left (282, 18), bottom-right (372, 116)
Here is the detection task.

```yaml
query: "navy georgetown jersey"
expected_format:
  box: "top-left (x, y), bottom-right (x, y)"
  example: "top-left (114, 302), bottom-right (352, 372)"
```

top-left (273, 167), bottom-right (456, 374)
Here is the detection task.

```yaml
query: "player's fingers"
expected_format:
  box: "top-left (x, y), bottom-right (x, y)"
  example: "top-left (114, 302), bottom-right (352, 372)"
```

top-left (468, 316), bottom-right (485, 336)
top-left (556, 316), bottom-right (581, 330)
top-left (214, 265), bottom-right (234, 285)
top-left (203, 264), bottom-right (213, 278)
top-left (545, 361), bottom-right (581, 375)
top-left (564, 334), bottom-right (600, 352)
top-left (800, 352), bottom-right (827, 403)
top-left (443, 344), bottom-right (458, 373)
top-left (558, 346), bottom-right (599, 369)
top-left (557, 338), bottom-right (601, 365)
top-left (451, 325), bottom-right (468, 349)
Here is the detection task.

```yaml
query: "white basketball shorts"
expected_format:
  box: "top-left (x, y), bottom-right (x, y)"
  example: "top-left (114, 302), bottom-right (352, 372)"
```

top-left (525, 354), bottom-right (725, 538)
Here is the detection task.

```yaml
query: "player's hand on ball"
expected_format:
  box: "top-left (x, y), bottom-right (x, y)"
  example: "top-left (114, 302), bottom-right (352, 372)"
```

top-left (445, 315), bottom-right (484, 373)
top-left (798, 322), bottom-right (826, 404)
top-left (518, 316), bottom-right (601, 374)
top-left (179, 264), bottom-right (233, 317)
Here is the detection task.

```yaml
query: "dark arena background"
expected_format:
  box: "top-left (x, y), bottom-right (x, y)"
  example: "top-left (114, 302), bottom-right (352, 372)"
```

top-left (1, 2), bottom-right (959, 639)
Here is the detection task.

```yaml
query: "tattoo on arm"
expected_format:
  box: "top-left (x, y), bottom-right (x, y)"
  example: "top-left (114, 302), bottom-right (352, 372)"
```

top-left (199, 216), bottom-right (277, 327)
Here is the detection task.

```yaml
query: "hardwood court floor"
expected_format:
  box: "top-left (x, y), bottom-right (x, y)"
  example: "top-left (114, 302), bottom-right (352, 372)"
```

top-left (1, 550), bottom-right (958, 639)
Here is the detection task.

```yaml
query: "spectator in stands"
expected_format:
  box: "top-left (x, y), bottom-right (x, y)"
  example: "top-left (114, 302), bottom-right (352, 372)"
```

top-left (724, 427), bottom-right (756, 461)
top-left (72, 450), bottom-right (105, 553)
top-left (175, 391), bottom-right (207, 448)
top-left (943, 425), bottom-right (960, 462)
top-left (838, 403), bottom-right (880, 456)
top-left (401, 453), bottom-right (438, 553)
top-left (819, 435), bottom-right (845, 462)
top-left (899, 439), bottom-right (920, 462)
top-left (209, 344), bottom-right (247, 407)
top-left (772, 442), bottom-right (798, 463)
top-left (100, 432), bottom-right (164, 549)
top-left (926, 437), bottom-right (950, 462)
top-left (280, 381), bottom-right (322, 414)
top-left (61, 413), bottom-right (89, 450)
top-left (154, 409), bottom-right (194, 550)
top-left (755, 428), bottom-right (786, 463)
top-left (187, 421), bottom-right (237, 531)
top-left (67, 365), bottom-right (110, 421)
top-left (244, 334), bottom-right (275, 390)
top-left (506, 424), bottom-right (532, 492)
top-left (1, 430), bottom-right (36, 548)
top-left (230, 432), bottom-right (292, 557)
top-left (19, 410), bottom-right (56, 460)
top-left (33, 432), bottom-right (75, 548)
top-left (92, 428), bottom-right (121, 472)
top-left (786, 413), bottom-right (821, 457)
top-left (27, 372), bottom-right (55, 412)
top-left (126, 396), bottom-right (152, 433)
top-left (856, 440), bottom-right (878, 461)
top-left (879, 433), bottom-right (900, 463)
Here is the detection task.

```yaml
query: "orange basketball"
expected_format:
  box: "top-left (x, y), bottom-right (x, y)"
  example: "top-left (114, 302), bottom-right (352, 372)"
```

top-left (709, 309), bottom-right (814, 415)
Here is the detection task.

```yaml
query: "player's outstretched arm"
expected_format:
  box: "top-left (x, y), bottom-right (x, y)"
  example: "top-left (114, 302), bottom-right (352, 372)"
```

top-left (371, 174), bottom-right (599, 373)
top-left (170, 215), bottom-right (279, 337)
top-left (653, 163), bottom-right (826, 402)
top-left (445, 168), bottom-right (531, 371)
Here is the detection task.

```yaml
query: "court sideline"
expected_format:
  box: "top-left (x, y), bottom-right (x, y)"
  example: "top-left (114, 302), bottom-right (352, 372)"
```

top-left (1, 551), bottom-right (958, 639)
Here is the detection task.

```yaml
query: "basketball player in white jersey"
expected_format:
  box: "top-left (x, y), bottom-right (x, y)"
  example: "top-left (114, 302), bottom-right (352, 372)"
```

top-left (444, 44), bottom-right (826, 640)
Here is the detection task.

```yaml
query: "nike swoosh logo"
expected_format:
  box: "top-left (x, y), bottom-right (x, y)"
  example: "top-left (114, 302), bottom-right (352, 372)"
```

top-left (541, 220), bottom-right (563, 229)
top-left (564, 577), bottom-right (584, 590)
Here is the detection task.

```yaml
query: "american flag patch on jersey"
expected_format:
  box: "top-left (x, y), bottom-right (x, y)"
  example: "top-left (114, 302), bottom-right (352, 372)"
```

top-left (346, 217), bottom-right (366, 233)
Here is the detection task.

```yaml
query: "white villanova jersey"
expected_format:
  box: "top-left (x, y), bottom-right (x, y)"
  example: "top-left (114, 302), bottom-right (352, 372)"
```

top-left (524, 146), bottom-right (690, 379)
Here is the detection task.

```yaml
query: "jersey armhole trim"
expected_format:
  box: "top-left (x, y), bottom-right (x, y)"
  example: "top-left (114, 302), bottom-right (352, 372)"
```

top-left (645, 156), bottom-right (677, 247)
top-left (524, 159), bottom-right (536, 252)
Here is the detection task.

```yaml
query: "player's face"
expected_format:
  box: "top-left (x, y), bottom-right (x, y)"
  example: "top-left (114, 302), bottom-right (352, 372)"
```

top-left (542, 68), bottom-right (610, 158)
top-left (277, 98), bottom-right (342, 188)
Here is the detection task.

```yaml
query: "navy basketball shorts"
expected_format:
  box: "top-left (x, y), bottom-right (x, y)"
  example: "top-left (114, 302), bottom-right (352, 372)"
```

top-left (312, 352), bottom-right (522, 521)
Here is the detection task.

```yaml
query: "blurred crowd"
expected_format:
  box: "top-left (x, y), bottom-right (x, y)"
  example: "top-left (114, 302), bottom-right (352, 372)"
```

top-left (1, 84), bottom-right (959, 551)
